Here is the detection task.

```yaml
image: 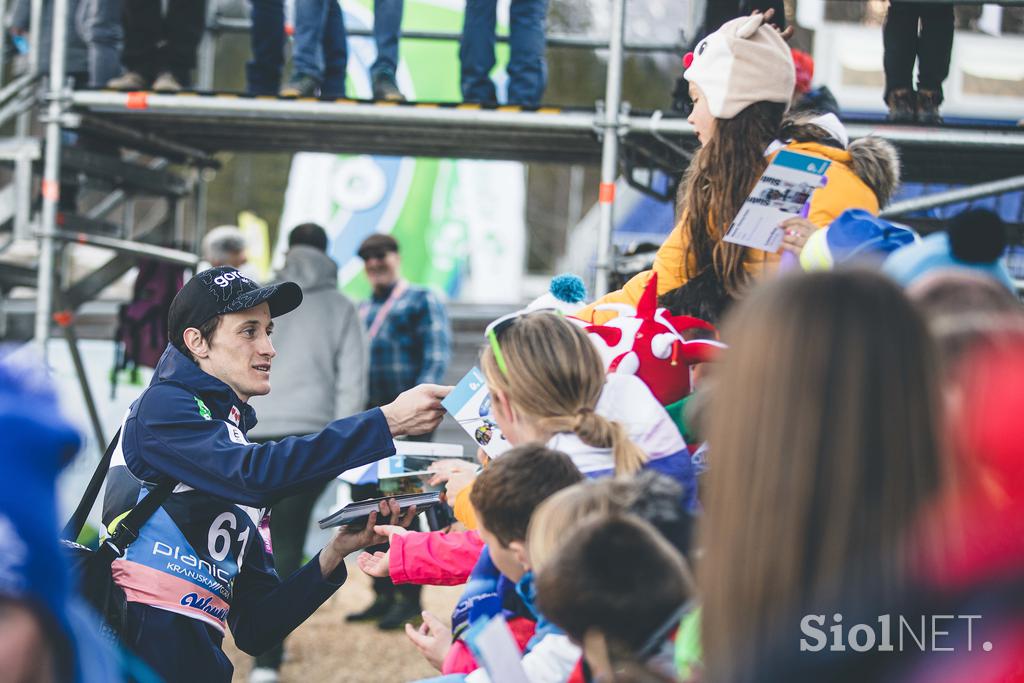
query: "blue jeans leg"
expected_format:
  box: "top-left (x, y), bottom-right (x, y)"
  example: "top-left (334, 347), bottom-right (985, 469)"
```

top-left (459, 0), bottom-right (497, 104)
top-left (371, 0), bottom-right (403, 78)
top-left (77, 0), bottom-right (124, 87)
top-left (246, 0), bottom-right (285, 94)
top-left (292, 0), bottom-right (330, 82)
top-left (320, 0), bottom-right (348, 97)
top-left (507, 0), bottom-right (547, 106)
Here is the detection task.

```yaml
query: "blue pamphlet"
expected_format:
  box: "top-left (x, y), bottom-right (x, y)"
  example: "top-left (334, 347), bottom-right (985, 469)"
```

top-left (442, 367), bottom-right (512, 458)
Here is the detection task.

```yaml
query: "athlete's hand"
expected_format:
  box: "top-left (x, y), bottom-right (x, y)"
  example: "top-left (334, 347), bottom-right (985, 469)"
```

top-left (381, 384), bottom-right (452, 437)
top-left (319, 499), bottom-right (416, 578)
top-left (405, 610), bottom-right (452, 672)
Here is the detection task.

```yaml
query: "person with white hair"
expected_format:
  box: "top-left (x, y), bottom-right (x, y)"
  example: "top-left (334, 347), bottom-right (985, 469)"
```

top-left (201, 225), bottom-right (249, 270)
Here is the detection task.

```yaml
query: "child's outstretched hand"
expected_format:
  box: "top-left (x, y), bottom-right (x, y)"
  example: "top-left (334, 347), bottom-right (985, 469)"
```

top-left (405, 611), bottom-right (452, 672)
top-left (354, 524), bottom-right (410, 579)
top-left (356, 550), bottom-right (390, 578)
top-left (427, 458), bottom-right (477, 486)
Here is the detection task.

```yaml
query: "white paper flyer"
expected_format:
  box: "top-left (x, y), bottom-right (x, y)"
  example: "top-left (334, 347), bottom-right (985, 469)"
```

top-left (723, 149), bottom-right (831, 252)
top-left (442, 367), bottom-right (512, 458)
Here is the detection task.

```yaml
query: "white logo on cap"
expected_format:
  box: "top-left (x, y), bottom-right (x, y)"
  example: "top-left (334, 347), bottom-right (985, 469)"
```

top-left (213, 271), bottom-right (249, 288)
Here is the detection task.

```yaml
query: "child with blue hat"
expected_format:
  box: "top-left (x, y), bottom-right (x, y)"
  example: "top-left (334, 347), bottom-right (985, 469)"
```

top-left (883, 208), bottom-right (1016, 292)
top-left (0, 351), bottom-right (125, 682)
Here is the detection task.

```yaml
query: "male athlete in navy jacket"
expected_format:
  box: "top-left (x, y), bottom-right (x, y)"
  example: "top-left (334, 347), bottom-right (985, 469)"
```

top-left (101, 266), bottom-right (450, 681)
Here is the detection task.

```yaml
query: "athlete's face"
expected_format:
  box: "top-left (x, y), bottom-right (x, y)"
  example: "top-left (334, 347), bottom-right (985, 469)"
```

top-left (188, 304), bottom-right (276, 402)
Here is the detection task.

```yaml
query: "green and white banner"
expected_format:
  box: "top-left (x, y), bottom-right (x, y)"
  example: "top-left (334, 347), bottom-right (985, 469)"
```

top-left (277, 0), bottom-right (526, 303)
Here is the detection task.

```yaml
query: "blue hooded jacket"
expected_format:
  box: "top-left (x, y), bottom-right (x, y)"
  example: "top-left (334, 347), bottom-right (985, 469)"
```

top-left (0, 352), bottom-right (127, 683)
top-left (102, 344), bottom-right (396, 682)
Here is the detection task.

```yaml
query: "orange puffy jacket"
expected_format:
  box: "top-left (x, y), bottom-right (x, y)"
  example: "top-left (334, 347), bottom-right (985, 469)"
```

top-left (578, 141), bottom-right (885, 324)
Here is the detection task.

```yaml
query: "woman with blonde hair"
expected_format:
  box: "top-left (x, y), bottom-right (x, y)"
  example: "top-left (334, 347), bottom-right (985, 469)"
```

top-left (697, 270), bottom-right (948, 682)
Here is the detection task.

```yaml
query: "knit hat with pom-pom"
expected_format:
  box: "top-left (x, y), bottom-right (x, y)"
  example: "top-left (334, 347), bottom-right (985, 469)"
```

top-left (526, 274), bottom-right (588, 315)
top-left (882, 208), bottom-right (1015, 292)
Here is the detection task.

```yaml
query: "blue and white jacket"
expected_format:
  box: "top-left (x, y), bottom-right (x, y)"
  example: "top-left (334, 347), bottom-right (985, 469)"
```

top-left (102, 344), bottom-right (396, 682)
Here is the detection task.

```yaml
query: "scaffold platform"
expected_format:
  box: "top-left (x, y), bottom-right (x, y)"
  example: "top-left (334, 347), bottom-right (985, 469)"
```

top-left (68, 90), bottom-right (1024, 185)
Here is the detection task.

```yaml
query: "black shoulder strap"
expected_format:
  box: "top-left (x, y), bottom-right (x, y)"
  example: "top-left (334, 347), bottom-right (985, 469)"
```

top-left (62, 425), bottom-right (178, 563)
top-left (96, 479), bottom-right (177, 563)
top-left (62, 427), bottom-right (122, 542)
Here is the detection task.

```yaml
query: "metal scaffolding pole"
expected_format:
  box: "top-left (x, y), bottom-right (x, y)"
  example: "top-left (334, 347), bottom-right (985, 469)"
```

top-left (881, 175), bottom-right (1024, 217)
top-left (61, 318), bottom-right (106, 448)
top-left (27, 0), bottom-right (42, 75)
top-left (197, 0), bottom-right (218, 90)
top-left (49, 230), bottom-right (200, 266)
top-left (594, 0), bottom-right (627, 297)
top-left (0, 0), bottom-right (8, 86)
top-left (34, 0), bottom-right (68, 353)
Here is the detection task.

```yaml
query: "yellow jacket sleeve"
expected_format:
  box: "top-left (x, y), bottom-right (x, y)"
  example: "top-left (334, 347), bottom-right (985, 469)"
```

top-left (576, 142), bottom-right (879, 325)
top-left (577, 220), bottom-right (690, 325)
top-left (453, 480), bottom-right (478, 529)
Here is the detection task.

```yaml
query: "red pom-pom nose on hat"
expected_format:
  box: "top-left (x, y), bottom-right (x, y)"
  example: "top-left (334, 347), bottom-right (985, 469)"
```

top-left (683, 52), bottom-right (694, 69)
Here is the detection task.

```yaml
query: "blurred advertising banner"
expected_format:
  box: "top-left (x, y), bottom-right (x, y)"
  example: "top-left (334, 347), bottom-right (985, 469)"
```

top-left (277, 0), bottom-right (526, 304)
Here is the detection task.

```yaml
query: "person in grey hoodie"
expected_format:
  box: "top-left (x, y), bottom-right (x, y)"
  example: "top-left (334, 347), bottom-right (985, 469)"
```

top-left (247, 222), bottom-right (368, 682)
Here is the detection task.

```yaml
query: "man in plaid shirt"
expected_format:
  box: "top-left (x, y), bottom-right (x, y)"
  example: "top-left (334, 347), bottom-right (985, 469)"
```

top-left (350, 233), bottom-right (452, 629)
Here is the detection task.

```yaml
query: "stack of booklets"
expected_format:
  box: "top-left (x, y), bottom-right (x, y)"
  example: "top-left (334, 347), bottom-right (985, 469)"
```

top-left (317, 490), bottom-right (443, 529)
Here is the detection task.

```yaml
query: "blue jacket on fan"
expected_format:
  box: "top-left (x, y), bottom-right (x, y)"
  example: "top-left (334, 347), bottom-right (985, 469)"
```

top-left (102, 344), bottom-right (396, 682)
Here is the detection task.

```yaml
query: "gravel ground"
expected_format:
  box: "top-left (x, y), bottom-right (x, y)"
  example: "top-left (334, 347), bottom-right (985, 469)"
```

top-left (224, 562), bottom-right (463, 683)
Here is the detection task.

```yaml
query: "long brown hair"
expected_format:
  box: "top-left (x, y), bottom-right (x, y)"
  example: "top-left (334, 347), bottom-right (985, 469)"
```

top-left (678, 101), bottom-right (787, 297)
top-left (698, 270), bottom-right (947, 682)
top-left (481, 313), bottom-right (647, 475)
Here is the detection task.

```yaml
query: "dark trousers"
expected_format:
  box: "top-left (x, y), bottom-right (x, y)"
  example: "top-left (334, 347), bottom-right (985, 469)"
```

top-left (460, 0), bottom-right (549, 106)
top-left (349, 480), bottom-right (424, 604)
top-left (246, 0), bottom-right (286, 95)
top-left (882, 1), bottom-right (954, 102)
top-left (693, 0), bottom-right (786, 48)
top-left (253, 436), bottom-right (329, 670)
top-left (121, 0), bottom-right (205, 83)
top-left (348, 429), bottom-right (435, 605)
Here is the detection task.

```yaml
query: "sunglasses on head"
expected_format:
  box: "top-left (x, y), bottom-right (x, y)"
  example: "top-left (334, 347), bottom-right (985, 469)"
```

top-left (484, 308), bottom-right (561, 376)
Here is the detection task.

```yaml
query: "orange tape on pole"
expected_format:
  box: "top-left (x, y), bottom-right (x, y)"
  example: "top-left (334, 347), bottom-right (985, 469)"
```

top-left (126, 92), bottom-right (149, 110)
top-left (41, 179), bottom-right (59, 202)
top-left (52, 310), bottom-right (73, 328)
top-left (599, 182), bottom-right (615, 204)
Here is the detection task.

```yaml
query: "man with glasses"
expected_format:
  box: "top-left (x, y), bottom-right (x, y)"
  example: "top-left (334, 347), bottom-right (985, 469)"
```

top-left (348, 233), bottom-right (452, 629)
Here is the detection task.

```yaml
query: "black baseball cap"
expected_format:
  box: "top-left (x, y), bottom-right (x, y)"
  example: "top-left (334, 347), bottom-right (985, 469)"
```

top-left (168, 266), bottom-right (303, 349)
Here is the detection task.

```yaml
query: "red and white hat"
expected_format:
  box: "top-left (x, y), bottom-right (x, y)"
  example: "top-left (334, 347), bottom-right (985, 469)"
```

top-left (684, 14), bottom-right (795, 119)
